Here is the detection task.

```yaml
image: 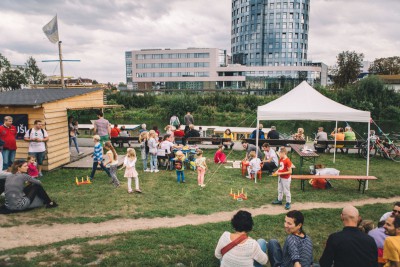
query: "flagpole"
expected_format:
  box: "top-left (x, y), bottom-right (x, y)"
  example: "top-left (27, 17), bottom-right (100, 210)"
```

top-left (58, 41), bottom-right (65, 88)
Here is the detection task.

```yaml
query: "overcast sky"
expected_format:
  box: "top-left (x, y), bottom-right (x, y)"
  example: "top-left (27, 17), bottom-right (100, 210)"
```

top-left (0, 0), bottom-right (399, 83)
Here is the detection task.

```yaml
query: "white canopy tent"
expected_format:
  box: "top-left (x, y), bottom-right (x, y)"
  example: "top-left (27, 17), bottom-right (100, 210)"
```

top-left (255, 81), bottom-right (371, 184)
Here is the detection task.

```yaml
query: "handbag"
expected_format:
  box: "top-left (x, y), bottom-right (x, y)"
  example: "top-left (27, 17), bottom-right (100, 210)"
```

top-left (221, 234), bottom-right (248, 256)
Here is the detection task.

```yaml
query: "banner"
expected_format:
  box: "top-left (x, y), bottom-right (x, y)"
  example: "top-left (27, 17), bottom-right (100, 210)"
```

top-left (0, 114), bottom-right (28, 140)
top-left (42, 15), bottom-right (59, 44)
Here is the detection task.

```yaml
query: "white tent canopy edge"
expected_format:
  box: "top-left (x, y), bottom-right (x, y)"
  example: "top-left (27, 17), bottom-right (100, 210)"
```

top-left (254, 81), bottom-right (371, 187)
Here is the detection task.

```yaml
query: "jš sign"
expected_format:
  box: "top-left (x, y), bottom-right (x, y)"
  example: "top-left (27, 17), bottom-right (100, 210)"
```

top-left (0, 114), bottom-right (29, 140)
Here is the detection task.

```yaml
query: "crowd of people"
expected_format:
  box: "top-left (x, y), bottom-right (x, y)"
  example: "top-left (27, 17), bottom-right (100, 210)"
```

top-left (216, 204), bottom-right (400, 267)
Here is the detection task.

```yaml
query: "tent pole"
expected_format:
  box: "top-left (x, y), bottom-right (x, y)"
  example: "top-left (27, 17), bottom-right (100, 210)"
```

top-left (255, 118), bottom-right (260, 184)
top-left (333, 121), bottom-right (338, 163)
top-left (366, 120), bottom-right (371, 190)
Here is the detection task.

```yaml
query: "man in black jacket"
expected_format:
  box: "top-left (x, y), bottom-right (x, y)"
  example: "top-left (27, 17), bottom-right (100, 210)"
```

top-left (319, 205), bottom-right (378, 267)
top-left (267, 126), bottom-right (280, 139)
top-left (183, 124), bottom-right (200, 145)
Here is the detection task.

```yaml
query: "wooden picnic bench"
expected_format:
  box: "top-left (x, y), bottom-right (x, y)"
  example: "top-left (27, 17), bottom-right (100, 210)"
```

top-left (315, 140), bottom-right (363, 153)
top-left (244, 139), bottom-right (306, 147)
top-left (110, 136), bottom-right (139, 147)
top-left (185, 137), bottom-right (231, 145)
top-left (291, 174), bottom-right (377, 193)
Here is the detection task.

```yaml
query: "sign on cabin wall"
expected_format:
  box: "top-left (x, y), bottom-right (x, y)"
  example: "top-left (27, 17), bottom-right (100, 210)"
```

top-left (0, 114), bottom-right (28, 140)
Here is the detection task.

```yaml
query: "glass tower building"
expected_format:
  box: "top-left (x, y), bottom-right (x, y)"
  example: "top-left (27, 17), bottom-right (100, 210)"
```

top-left (231, 0), bottom-right (310, 67)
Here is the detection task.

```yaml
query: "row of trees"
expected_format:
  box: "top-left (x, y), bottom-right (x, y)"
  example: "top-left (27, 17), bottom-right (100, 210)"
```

top-left (332, 51), bottom-right (400, 88)
top-left (0, 53), bottom-right (46, 91)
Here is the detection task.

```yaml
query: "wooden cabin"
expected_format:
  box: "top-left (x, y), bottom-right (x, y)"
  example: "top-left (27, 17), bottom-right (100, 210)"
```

top-left (0, 88), bottom-right (109, 171)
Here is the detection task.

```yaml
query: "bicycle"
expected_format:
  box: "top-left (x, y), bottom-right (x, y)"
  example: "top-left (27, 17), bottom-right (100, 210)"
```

top-left (360, 133), bottom-right (400, 162)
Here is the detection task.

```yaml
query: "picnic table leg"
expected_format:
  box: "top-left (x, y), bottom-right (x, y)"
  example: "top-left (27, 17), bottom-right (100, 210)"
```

top-left (301, 180), bottom-right (305, 191)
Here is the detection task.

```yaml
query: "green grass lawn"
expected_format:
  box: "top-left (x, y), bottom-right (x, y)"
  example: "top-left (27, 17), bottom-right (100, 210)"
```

top-left (0, 203), bottom-right (393, 266)
top-left (1, 148), bottom-right (399, 227)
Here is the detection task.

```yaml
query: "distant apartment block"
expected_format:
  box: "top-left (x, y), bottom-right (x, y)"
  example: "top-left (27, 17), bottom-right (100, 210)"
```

top-left (125, 48), bottom-right (327, 91)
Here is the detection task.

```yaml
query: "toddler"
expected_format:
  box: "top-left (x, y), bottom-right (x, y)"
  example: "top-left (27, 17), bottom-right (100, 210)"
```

top-left (120, 148), bottom-right (141, 193)
top-left (27, 156), bottom-right (39, 178)
top-left (247, 151), bottom-right (261, 179)
top-left (195, 150), bottom-right (207, 187)
top-left (104, 141), bottom-right (120, 187)
top-left (174, 151), bottom-right (186, 183)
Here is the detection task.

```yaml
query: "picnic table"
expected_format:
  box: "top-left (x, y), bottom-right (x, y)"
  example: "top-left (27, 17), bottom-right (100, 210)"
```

top-left (289, 144), bottom-right (319, 174)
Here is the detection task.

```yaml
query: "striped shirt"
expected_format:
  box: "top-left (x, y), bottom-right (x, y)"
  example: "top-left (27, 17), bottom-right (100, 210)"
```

top-left (93, 142), bottom-right (103, 162)
top-left (281, 234), bottom-right (313, 267)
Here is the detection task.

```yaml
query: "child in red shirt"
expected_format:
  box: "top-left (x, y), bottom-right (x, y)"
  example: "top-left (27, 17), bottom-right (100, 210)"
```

top-left (272, 147), bottom-right (292, 210)
top-left (27, 156), bottom-right (39, 178)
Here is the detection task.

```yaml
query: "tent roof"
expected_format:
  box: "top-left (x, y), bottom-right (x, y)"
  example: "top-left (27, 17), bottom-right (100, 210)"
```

top-left (257, 81), bottom-right (370, 122)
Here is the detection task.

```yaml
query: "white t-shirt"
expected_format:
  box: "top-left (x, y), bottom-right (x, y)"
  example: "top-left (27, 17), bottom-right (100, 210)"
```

top-left (264, 148), bottom-right (279, 166)
top-left (249, 158), bottom-right (262, 172)
top-left (160, 140), bottom-right (175, 154)
top-left (24, 128), bottom-right (48, 153)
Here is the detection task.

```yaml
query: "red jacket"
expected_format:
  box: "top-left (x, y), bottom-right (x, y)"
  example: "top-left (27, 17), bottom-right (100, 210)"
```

top-left (0, 125), bottom-right (17, 150)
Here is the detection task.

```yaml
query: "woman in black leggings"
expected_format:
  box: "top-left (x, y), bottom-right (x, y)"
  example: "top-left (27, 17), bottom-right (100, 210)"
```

top-left (4, 160), bottom-right (57, 211)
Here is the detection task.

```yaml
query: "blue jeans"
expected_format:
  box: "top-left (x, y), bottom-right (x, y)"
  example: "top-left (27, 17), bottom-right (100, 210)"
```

top-left (142, 154), bottom-right (148, 171)
top-left (254, 239), bottom-right (268, 267)
top-left (90, 161), bottom-right (111, 179)
top-left (2, 149), bottom-right (16, 170)
top-left (266, 239), bottom-right (283, 267)
top-left (70, 136), bottom-right (80, 153)
top-left (150, 154), bottom-right (158, 171)
top-left (176, 170), bottom-right (185, 182)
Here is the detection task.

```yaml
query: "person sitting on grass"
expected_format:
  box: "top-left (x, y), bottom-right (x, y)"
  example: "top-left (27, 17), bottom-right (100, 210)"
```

top-left (214, 145), bottom-right (227, 164)
top-left (257, 210), bottom-right (314, 267)
top-left (215, 210), bottom-right (268, 267)
top-left (247, 151), bottom-right (261, 179)
top-left (4, 160), bottom-right (57, 212)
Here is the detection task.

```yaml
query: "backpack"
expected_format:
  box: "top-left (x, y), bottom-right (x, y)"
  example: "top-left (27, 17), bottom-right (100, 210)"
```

top-left (174, 160), bottom-right (183, 170)
top-left (28, 128), bottom-right (45, 137)
top-left (172, 117), bottom-right (180, 127)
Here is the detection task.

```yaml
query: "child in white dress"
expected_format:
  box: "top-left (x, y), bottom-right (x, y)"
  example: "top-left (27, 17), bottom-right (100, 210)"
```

top-left (120, 148), bottom-right (141, 193)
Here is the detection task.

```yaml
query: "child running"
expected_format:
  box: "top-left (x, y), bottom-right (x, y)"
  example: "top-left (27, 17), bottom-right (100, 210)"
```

top-left (139, 131), bottom-right (150, 172)
top-left (195, 149), bottom-right (207, 187)
top-left (89, 135), bottom-right (111, 181)
top-left (174, 151), bottom-right (186, 183)
top-left (104, 141), bottom-right (120, 187)
top-left (27, 156), bottom-right (39, 178)
top-left (247, 151), bottom-right (261, 179)
top-left (147, 130), bottom-right (159, 173)
top-left (272, 147), bottom-right (293, 210)
top-left (120, 148), bottom-right (142, 193)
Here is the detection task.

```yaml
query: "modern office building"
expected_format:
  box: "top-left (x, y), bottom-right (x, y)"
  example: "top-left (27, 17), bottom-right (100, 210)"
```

top-left (231, 0), bottom-right (310, 67)
top-left (125, 47), bottom-right (327, 91)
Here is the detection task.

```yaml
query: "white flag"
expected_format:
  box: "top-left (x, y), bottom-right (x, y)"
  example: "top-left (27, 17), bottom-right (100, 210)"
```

top-left (42, 15), bottom-right (59, 43)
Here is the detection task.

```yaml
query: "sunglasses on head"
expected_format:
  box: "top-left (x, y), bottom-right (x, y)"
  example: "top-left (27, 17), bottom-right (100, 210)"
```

top-left (393, 210), bottom-right (400, 214)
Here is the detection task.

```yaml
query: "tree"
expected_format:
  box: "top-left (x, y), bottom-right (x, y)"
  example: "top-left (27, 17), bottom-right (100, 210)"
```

top-left (369, 56), bottom-right (400, 75)
top-left (0, 53), bottom-right (11, 71)
top-left (332, 51), bottom-right (364, 88)
top-left (0, 67), bottom-right (27, 91)
top-left (24, 56), bottom-right (46, 85)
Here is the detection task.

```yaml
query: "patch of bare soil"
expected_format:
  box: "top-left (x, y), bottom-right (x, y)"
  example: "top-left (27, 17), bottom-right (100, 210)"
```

top-left (0, 197), bottom-right (398, 251)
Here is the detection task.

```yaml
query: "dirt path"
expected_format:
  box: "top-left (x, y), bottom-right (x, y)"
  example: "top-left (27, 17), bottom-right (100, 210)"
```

top-left (0, 197), bottom-right (398, 251)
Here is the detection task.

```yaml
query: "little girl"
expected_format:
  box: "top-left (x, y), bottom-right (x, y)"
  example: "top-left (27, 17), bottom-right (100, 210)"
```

top-left (195, 150), bottom-right (207, 187)
top-left (139, 131), bottom-right (150, 172)
top-left (247, 151), bottom-right (261, 179)
top-left (104, 141), bottom-right (120, 187)
top-left (147, 130), bottom-right (159, 173)
top-left (27, 156), bottom-right (39, 178)
top-left (120, 148), bottom-right (141, 193)
top-left (174, 151), bottom-right (186, 183)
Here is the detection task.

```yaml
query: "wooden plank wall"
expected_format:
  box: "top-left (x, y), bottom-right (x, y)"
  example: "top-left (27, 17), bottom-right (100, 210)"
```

top-left (42, 91), bottom-right (104, 170)
top-left (0, 90), bottom-right (104, 171)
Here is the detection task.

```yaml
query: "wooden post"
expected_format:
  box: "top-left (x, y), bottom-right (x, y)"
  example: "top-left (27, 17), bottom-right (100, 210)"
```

top-left (58, 41), bottom-right (65, 88)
